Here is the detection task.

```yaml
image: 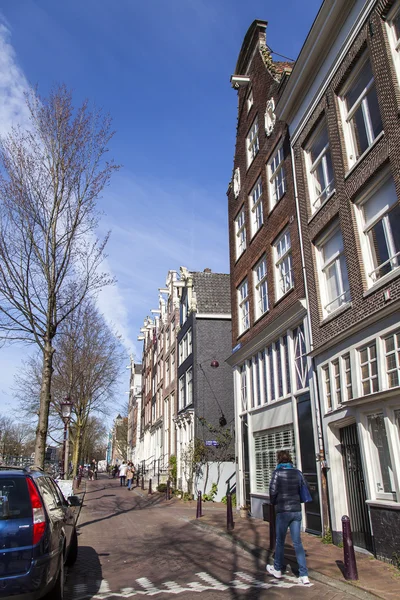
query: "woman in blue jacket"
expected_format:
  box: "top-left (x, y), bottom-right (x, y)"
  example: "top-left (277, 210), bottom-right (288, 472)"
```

top-left (266, 450), bottom-right (310, 585)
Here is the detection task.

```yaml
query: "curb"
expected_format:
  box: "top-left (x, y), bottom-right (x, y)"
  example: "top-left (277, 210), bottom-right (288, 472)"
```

top-left (190, 519), bottom-right (382, 600)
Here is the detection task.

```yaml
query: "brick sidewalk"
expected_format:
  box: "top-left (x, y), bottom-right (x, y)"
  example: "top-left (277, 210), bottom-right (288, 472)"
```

top-left (187, 504), bottom-right (399, 600)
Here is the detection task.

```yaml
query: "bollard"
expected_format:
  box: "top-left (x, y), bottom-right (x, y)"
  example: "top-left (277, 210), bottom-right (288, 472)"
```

top-left (136, 474), bottom-right (140, 487)
top-left (269, 503), bottom-right (276, 551)
top-left (226, 493), bottom-right (234, 531)
top-left (166, 479), bottom-right (170, 500)
top-left (196, 491), bottom-right (202, 518)
top-left (141, 475), bottom-right (145, 490)
top-left (342, 515), bottom-right (358, 580)
top-left (148, 478), bottom-right (152, 495)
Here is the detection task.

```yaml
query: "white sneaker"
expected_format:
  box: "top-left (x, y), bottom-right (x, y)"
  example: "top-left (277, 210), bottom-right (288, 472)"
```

top-left (299, 576), bottom-right (310, 585)
top-left (266, 564), bottom-right (282, 579)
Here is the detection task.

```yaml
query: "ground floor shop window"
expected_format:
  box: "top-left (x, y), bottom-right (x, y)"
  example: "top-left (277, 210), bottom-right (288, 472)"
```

top-left (254, 427), bottom-right (295, 493)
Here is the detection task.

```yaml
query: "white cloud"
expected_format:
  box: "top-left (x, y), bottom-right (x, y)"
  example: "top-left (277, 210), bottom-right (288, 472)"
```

top-left (0, 22), bottom-right (30, 133)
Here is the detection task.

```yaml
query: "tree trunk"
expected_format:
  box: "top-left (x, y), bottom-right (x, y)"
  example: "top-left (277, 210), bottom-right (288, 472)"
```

top-left (71, 424), bottom-right (82, 477)
top-left (34, 342), bottom-right (54, 468)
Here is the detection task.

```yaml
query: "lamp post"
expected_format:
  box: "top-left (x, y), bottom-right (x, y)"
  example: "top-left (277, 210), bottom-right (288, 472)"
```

top-left (60, 397), bottom-right (73, 480)
top-left (199, 360), bottom-right (227, 427)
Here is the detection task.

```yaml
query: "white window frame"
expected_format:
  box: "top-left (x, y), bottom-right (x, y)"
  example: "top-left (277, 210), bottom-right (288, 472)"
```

top-left (322, 365), bottom-right (332, 411)
top-left (253, 255), bottom-right (268, 320)
top-left (359, 342), bottom-right (379, 396)
top-left (178, 375), bottom-right (185, 411)
top-left (354, 173), bottom-right (400, 288)
top-left (186, 368), bottom-right (193, 406)
top-left (294, 324), bottom-right (308, 391)
top-left (384, 330), bottom-right (400, 389)
top-left (234, 209), bottom-right (247, 259)
top-left (338, 52), bottom-right (383, 168)
top-left (247, 88), bottom-right (253, 113)
top-left (171, 351), bottom-right (175, 381)
top-left (267, 142), bottom-right (286, 210)
top-left (249, 178), bottom-right (263, 237)
top-left (315, 224), bottom-right (350, 317)
top-left (246, 118), bottom-right (259, 166)
top-left (366, 411), bottom-right (396, 501)
top-left (238, 279), bottom-right (250, 335)
top-left (274, 228), bottom-right (293, 300)
top-left (386, 2), bottom-right (400, 86)
top-left (304, 120), bottom-right (335, 212)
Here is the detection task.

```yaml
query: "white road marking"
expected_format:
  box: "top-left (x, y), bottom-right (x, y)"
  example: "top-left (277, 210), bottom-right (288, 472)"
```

top-left (66, 569), bottom-right (309, 599)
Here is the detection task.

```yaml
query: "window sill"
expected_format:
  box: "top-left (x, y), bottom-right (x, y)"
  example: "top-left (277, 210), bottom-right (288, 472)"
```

top-left (268, 191), bottom-right (287, 215)
top-left (320, 301), bottom-right (352, 325)
top-left (253, 310), bottom-right (269, 326)
top-left (234, 251), bottom-right (246, 265)
top-left (366, 498), bottom-right (398, 508)
top-left (308, 189), bottom-right (336, 224)
top-left (273, 285), bottom-right (294, 307)
top-left (363, 267), bottom-right (400, 298)
top-left (344, 130), bottom-right (385, 179)
top-left (237, 327), bottom-right (250, 340)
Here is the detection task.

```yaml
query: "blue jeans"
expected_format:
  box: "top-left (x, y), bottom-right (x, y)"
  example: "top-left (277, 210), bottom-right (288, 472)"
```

top-left (127, 478), bottom-right (132, 490)
top-left (274, 511), bottom-right (308, 577)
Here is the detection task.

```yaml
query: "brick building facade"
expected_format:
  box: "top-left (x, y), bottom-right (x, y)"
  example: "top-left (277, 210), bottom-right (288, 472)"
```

top-left (227, 21), bottom-right (323, 532)
top-left (277, 0), bottom-right (400, 560)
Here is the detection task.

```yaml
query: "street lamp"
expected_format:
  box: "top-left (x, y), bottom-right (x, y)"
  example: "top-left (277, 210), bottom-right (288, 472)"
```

top-left (60, 397), bottom-right (73, 480)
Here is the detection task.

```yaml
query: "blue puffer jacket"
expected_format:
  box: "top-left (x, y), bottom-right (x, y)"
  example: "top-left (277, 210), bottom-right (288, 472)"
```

top-left (269, 465), bottom-right (306, 513)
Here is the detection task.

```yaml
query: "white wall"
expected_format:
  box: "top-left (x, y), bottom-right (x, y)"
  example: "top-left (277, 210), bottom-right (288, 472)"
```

top-left (194, 461), bottom-right (236, 502)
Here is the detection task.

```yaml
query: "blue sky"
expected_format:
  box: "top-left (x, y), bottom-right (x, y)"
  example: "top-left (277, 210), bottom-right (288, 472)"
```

top-left (0, 0), bottom-right (322, 422)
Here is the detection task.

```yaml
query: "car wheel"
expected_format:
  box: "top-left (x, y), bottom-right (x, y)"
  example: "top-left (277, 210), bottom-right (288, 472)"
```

top-left (66, 528), bottom-right (78, 566)
top-left (44, 554), bottom-right (64, 600)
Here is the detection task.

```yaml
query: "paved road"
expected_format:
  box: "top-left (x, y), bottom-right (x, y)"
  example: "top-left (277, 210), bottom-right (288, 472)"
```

top-left (65, 476), bottom-right (355, 600)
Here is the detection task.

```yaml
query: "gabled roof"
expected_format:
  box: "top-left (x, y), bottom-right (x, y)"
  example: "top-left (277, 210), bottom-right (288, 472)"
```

top-left (192, 272), bottom-right (231, 314)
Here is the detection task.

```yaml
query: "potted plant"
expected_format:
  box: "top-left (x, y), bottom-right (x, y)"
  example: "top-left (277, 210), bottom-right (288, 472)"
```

top-left (239, 505), bottom-right (250, 518)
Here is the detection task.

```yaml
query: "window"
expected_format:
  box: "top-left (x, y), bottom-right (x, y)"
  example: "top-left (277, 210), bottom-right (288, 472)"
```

top-left (359, 342), bottom-right (378, 395)
top-left (367, 413), bottom-right (395, 498)
top-left (254, 427), bottom-right (295, 492)
top-left (343, 353), bottom-right (353, 401)
top-left (305, 121), bottom-right (334, 211)
top-left (238, 279), bottom-right (250, 334)
top-left (247, 89), bottom-right (253, 112)
top-left (234, 209), bottom-right (246, 259)
top-left (332, 359), bottom-right (342, 405)
top-left (268, 143), bottom-right (286, 209)
top-left (294, 324), bottom-right (308, 391)
top-left (246, 118), bottom-right (259, 165)
top-left (178, 329), bottom-right (192, 365)
top-left (384, 330), bottom-right (400, 388)
top-left (322, 365), bottom-right (332, 411)
top-left (249, 178), bottom-right (263, 237)
top-left (274, 229), bottom-right (293, 299)
top-left (339, 54), bottom-right (382, 167)
top-left (253, 256), bottom-right (268, 320)
top-left (186, 368), bottom-right (193, 406)
top-left (171, 352), bottom-right (175, 381)
top-left (386, 3), bottom-right (400, 84)
top-left (178, 375), bottom-right (185, 411)
top-left (355, 176), bottom-right (400, 286)
top-left (165, 360), bottom-right (170, 386)
top-left (316, 226), bottom-right (350, 316)
top-left (240, 364), bottom-right (247, 411)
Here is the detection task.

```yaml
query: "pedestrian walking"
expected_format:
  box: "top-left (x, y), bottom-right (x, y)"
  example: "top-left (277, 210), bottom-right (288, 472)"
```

top-left (126, 462), bottom-right (135, 490)
top-left (266, 450), bottom-right (311, 585)
top-left (119, 461), bottom-right (128, 487)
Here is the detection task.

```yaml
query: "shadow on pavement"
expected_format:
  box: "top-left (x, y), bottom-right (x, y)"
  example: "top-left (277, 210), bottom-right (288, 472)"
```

top-left (66, 545), bottom-right (102, 600)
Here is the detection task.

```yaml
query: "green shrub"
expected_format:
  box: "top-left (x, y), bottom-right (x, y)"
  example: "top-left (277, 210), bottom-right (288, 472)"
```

top-left (221, 493), bottom-right (236, 506)
top-left (202, 483), bottom-right (218, 502)
top-left (157, 483), bottom-right (167, 493)
top-left (182, 492), bottom-right (194, 501)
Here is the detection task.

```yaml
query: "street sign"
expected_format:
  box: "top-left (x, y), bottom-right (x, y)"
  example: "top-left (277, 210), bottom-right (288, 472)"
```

top-left (205, 441), bottom-right (219, 447)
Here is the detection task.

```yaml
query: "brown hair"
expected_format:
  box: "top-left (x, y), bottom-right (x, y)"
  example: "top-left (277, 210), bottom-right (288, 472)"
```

top-left (277, 450), bottom-right (292, 464)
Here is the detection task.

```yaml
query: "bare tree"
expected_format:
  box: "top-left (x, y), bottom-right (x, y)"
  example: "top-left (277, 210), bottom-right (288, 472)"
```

top-left (0, 85), bottom-right (119, 467)
top-left (14, 299), bottom-right (125, 474)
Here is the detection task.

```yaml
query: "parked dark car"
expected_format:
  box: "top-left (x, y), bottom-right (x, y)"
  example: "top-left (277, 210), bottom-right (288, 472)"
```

top-left (0, 466), bottom-right (79, 599)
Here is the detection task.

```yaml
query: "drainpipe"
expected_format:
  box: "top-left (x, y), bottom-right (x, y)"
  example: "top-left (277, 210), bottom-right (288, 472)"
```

top-left (290, 143), bottom-right (330, 536)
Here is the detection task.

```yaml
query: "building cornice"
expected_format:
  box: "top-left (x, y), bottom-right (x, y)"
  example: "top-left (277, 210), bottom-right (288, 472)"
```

top-left (226, 299), bottom-right (307, 366)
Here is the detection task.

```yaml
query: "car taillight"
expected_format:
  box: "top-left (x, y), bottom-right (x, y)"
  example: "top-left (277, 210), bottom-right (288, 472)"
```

top-left (27, 477), bottom-right (46, 545)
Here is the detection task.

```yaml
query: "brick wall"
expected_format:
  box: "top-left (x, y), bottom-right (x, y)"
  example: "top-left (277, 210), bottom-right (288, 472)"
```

top-left (293, 0), bottom-right (400, 352)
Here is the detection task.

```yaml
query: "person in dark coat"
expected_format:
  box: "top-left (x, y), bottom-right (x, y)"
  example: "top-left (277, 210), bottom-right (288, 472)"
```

top-left (266, 450), bottom-right (310, 585)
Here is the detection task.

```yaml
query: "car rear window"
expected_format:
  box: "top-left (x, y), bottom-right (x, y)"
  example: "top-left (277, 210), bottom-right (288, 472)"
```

top-left (0, 477), bottom-right (31, 519)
